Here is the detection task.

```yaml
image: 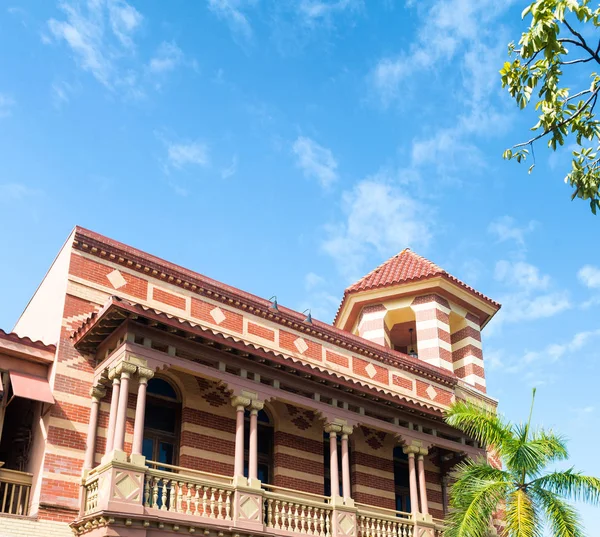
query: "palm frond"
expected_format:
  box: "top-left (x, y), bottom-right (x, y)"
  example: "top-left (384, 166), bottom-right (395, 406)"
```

top-left (445, 400), bottom-right (514, 454)
top-left (531, 485), bottom-right (583, 537)
top-left (505, 488), bottom-right (542, 537)
top-left (449, 460), bottom-right (511, 504)
top-left (532, 469), bottom-right (600, 505)
top-left (444, 478), bottom-right (507, 537)
top-left (504, 430), bottom-right (569, 480)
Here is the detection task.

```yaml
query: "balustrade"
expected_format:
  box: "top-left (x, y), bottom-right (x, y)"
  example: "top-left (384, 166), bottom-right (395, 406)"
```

top-left (0, 468), bottom-right (33, 516)
top-left (263, 484), bottom-right (332, 537)
top-left (356, 503), bottom-right (414, 537)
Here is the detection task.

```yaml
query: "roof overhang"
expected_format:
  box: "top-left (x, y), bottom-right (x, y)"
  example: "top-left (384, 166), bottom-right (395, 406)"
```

top-left (335, 276), bottom-right (501, 332)
top-left (0, 330), bottom-right (56, 365)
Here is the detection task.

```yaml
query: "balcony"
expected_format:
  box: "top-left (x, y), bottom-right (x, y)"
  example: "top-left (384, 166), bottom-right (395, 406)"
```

top-left (0, 468), bottom-right (33, 516)
top-left (76, 459), bottom-right (445, 537)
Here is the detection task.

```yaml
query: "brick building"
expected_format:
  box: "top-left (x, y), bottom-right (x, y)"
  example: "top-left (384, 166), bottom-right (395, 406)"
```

top-left (0, 227), bottom-right (500, 537)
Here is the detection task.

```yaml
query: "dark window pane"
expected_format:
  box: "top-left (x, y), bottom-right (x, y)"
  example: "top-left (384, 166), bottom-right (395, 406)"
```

top-left (142, 438), bottom-right (154, 461)
top-left (158, 442), bottom-right (174, 465)
top-left (147, 378), bottom-right (178, 400)
top-left (145, 402), bottom-right (176, 433)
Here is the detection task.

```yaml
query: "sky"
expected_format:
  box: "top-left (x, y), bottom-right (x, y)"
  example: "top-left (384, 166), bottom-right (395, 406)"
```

top-left (0, 0), bottom-right (599, 532)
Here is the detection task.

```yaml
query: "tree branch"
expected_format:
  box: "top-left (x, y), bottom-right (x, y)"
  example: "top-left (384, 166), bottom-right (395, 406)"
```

top-left (560, 56), bottom-right (595, 65)
top-left (512, 86), bottom-right (600, 149)
top-left (563, 19), bottom-right (600, 64)
top-left (566, 89), bottom-right (592, 102)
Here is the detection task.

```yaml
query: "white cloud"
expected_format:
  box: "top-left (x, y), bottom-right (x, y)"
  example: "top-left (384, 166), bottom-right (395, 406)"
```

top-left (149, 41), bottom-right (184, 74)
top-left (494, 260), bottom-right (551, 291)
top-left (0, 183), bottom-right (41, 201)
top-left (297, 0), bottom-right (361, 24)
top-left (578, 265), bottom-right (600, 289)
top-left (298, 272), bottom-right (340, 323)
top-left (0, 94), bottom-right (15, 117)
top-left (322, 175), bottom-right (433, 279)
top-left (207, 0), bottom-right (253, 43)
top-left (220, 155), bottom-right (238, 179)
top-left (46, 0), bottom-right (142, 90)
top-left (305, 272), bottom-right (326, 291)
top-left (167, 141), bottom-right (210, 169)
top-left (497, 291), bottom-right (571, 325)
top-left (293, 136), bottom-right (338, 188)
top-left (488, 216), bottom-right (537, 248)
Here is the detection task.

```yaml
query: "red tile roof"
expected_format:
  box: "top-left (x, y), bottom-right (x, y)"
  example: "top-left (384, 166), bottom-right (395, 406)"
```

top-left (335, 249), bottom-right (500, 324)
top-left (0, 328), bottom-right (56, 352)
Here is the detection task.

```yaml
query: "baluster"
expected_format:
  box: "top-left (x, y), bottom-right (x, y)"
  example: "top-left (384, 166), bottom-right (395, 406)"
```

top-left (274, 500), bottom-right (281, 530)
top-left (202, 486), bottom-right (208, 517)
top-left (194, 484), bottom-right (200, 515)
top-left (310, 506), bottom-right (317, 536)
top-left (160, 478), bottom-right (168, 510)
top-left (152, 477), bottom-right (159, 509)
top-left (300, 504), bottom-right (307, 534)
top-left (225, 490), bottom-right (232, 520)
top-left (143, 477), bottom-right (150, 507)
top-left (267, 498), bottom-right (274, 528)
top-left (186, 483), bottom-right (192, 515)
top-left (293, 503), bottom-right (300, 533)
top-left (168, 480), bottom-right (176, 512)
top-left (209, 488), bottom-right (216, 518)
top-left (377, 518), bottom-right (383, 537)
top-left (217, 488), bottom-right (224, 519)
top-left (281, 502), bottom-right (288, 530)
top-left (177, 481), bottom-right (184, 513)
top-left (371, 517), bottom-right (377, 537)
top-left (325, 508), bottom-right (331, 537)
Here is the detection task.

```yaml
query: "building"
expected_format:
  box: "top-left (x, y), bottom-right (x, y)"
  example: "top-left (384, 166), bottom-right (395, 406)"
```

top-left (0, 227), bottom-right (500, 537)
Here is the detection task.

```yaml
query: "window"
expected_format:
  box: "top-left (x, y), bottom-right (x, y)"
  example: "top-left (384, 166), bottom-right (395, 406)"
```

top-left (394, 447), bottom-right (411, 513)
top-left (244, 408), bottom-right (273, 483)
top-left (142, 378), bottom-right (181, 468)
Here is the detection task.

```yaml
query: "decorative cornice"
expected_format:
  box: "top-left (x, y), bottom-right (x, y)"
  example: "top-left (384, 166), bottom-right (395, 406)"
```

top-left (71, 227), bottom-right (457, 388)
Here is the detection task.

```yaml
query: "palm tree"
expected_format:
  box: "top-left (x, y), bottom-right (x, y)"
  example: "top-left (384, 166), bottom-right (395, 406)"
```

top-left (443, 388), bottom-right (600, 537)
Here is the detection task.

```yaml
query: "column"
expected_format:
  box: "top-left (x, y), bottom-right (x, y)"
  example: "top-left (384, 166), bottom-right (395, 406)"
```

top-left (403, 445), bottom-right (420, 514)
top-left (231, 396), bottom-right (250, 478)
top-left (248, 400), bottom-right (264, 483)
top-left (417, 448), bottom-right (429, 516)
top-left (113, 362), bottom-right (137, 452)
top-left (340, 425), bottom-right (353, 501)
top-left (83, 384), bottom-right (106, 470)
top-left (104, 370), bottom-right (121, 454)
top-left (131, 367), bottom-right (154, 457)
top-left (325, 424), bottom-right (341, 498)
top-left (441, 475), bottom-right (449, 516)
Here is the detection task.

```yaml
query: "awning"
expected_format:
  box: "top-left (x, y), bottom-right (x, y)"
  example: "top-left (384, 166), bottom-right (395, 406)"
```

top-left (9, 371), bottom-right (55, 404)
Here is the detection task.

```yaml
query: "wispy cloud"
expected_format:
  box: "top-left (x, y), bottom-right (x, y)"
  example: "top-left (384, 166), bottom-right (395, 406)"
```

top-left (293, 136), bottom-right (338, 188)
top-left (46, 0), bottom-right (143, 88)
top-left (578, 265), bottom-right (600, 289)
top-left (148, 41), bottom-right (184, 74)
top-left (220, 155), bottom-right (238, 179)
top-left (0, 94), bottom-right (15, 118)
top-left (297, 0), bottom-right (362, 25)
top-left (488, 216), bottom-right (537, 249)
top-left (166, 140), bottom-right (210, 169)
top-left (0, 183), bottom-right (42, 201)
top-left (322, 174), bottom-right (433, 280)
top-left (494, 260), bottom-right (551, 291)
top-left (207, 0), bottom-right (254, 44)
top-left (297, 272), bottom-right (340, 323)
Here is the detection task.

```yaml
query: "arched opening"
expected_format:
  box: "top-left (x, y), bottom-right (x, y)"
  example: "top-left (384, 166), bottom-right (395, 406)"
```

top-left (244, 408), bottom-right (273, 483)
top-left (393, 446), bottom-right (411, 513)
top-left (142, 377), bottom-right (181, 467)
top-left (386, 308), bottom-right (418, 357)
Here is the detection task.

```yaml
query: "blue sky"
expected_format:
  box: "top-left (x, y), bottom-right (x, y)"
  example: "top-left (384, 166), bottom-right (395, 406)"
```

top-left (1, 0), bottom-right (599, 531)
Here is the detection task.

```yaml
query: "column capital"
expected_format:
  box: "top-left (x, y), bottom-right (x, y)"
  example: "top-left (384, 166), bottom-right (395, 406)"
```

top-left (341, 425), bottom-right (354, 436)
top-left (249, 399), bottom-right (264, 412)
top-left (324, 423), bottom-right (342, 434)
top-left (418, 447), bottom-right (429, 457)
top-left (231, 395), bottom-right (251, 409)
top-left (137, 366), bottom-right (154, 383)
top-left (115, 361), bottom-right (137, 379)
top-left (90, 384), bottom-right (106, 402)
top-left (402, 445), bottom-right (420, 456)
top-left (107, 368), bottom-right (120, 382)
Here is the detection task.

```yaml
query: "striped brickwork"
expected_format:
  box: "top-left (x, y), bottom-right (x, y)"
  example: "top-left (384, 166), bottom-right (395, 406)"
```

top-left (351, 426), bottom-right (395, 510)
top-left (356, 304), bottom-right (390, 348)
top-left (410, 295), bottom-right (453, 372)
top-left (450, 313), bottom-right (486, 392)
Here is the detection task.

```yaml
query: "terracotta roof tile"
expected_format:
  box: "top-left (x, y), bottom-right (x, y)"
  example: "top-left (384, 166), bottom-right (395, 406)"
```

top-left (0, 328), bottom-right (56, 352)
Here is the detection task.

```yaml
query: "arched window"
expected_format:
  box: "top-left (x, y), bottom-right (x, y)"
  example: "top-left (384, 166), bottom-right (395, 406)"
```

top-left (142, 377), bottom-right (181, 467)
top-left (394, 447), bottom-right (411, 513)
top-left (244, 408), bottom-right (274, 483)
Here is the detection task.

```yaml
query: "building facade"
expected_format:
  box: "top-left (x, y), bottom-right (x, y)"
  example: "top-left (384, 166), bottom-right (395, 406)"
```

top-left (0, 227), bottom-right (500, 537)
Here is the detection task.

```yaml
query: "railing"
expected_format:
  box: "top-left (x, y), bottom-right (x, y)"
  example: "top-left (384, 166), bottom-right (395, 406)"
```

top-left (263, 484), bottom-right (332, 536)
top-left (83, 472), bottom-right (99, 515)
top-left (355, 503), bottom-right (414, 537)
top-left (143, 461), bottom-right (234, 520)
top-left (0, 468), bottom-right (33, 516)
